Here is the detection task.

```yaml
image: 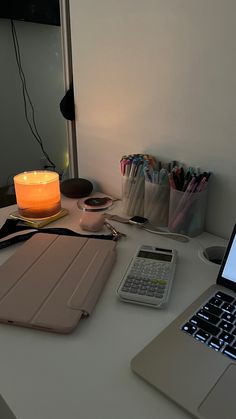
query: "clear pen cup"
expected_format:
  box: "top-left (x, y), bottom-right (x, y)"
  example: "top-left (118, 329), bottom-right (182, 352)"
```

top-left (144, 182), bottom-right (170, 227)
top-left (121, 175), bottom-right (145, 216)
top-left (168, 187), bottom-right (208, 237)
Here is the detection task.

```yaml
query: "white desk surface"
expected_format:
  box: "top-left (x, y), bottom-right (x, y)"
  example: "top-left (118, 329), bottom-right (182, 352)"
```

top-left (0, 198), bottom-right (227, 419)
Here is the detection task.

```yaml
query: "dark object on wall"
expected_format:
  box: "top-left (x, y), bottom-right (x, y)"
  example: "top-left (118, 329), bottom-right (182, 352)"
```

top-left (60, 87), bottom-right (75, 121)
top-left (0, 0), bottom-right (60, 26)
top-left (60, 178), bottom-right (93, 199)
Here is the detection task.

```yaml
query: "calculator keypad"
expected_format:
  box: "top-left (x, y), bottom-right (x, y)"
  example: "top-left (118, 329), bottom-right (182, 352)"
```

top-left (121, 258), bottom-right (170, 300)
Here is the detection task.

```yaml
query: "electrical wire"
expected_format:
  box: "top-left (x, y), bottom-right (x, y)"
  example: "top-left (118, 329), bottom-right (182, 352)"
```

top-left (10, 19), bottom-right (57, 171)
top-left (141, 226), bottom-right (190, 243)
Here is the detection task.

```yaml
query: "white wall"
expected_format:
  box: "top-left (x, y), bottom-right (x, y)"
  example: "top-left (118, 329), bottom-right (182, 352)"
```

top-left (0, 19), bottom-right (68, 186)
top-left (69, 0), bottom-right (236, 239)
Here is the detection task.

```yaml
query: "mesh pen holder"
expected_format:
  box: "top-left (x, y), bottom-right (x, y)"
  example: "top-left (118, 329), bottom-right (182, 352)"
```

top-left (121, 175), bottom-right (144, 216)
top-left (144, 182), bottom-right (170, 227)
top-left (168, 188), bottom-right (208, 237)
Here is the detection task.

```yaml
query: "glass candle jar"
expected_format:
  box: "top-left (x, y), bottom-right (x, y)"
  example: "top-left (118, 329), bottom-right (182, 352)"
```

top-left (13, 171), bottom-right (61, 218)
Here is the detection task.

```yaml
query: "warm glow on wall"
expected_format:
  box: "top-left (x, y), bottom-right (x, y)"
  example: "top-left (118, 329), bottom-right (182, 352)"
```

top-left (13, 171), bottom-right (61, 218)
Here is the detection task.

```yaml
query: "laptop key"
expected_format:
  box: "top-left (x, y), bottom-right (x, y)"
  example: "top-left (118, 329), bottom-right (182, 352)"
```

top-left (208, 337), bottom-right (224, 351)
top-left (203, 303), bottom-right (223, 317)
top-left (222, 345), bottom-right (236, 360)
top-left (232, 327), bottom-right (236, 336)
top-left (209, 297), bottom-right (223, 307)
top-left (221, 312), bottom-right (236, 323)
top-left (181, 322), bottom-right (197, 335)
top-left (190, 316), bottom-right (220, 336)
top-left (218, 320), bottom-right (233, 333)
top-left (195, 329), bottom-right (210, 342)
top-left (221, 302), bottom-right (235, 313)
top-left (218, 331), bottom-right (234, 345)
top-left (215, 291), bottom-right (234, 304)
top-left (196, 309), bottom-right (219, 325)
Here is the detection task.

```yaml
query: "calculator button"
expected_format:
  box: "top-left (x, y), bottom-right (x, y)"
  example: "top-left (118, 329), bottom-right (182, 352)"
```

top-left (121, 287), bottom-right (130, 292)
top-left (125, 279), bottom-right (133, 284)
top-left (155, 294), bottom-right (164, 299)
top-left (155, 291), bottom-right (165, 297)
top-left (130, 288), bottom-right (138, 294)
top-left (157, 280), bottom-right (167, 285)
top-left (157, 286), bottom-right (166, 292)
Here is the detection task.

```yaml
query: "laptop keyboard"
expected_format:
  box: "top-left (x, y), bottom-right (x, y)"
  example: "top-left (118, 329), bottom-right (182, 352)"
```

top-left (181, 290), bottom-right (236, 360)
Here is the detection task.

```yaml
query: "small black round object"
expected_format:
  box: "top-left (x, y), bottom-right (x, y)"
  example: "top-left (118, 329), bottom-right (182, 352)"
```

top-left (60, 178), bottom-right (93, 198)
top-left (84, 197), bottom-right (111, 207)
top-left (129, 216), bottom-right (149, 225)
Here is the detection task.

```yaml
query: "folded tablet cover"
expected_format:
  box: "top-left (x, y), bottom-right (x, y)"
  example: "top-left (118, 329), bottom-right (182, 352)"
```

top-left (0, 234), bottom-right (116, 333)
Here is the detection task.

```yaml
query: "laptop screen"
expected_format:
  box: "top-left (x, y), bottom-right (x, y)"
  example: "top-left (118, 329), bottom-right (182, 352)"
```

top-left (217, 224), bottom-right (236, 291)
top-left (222, 235), bottom-right (236, 282)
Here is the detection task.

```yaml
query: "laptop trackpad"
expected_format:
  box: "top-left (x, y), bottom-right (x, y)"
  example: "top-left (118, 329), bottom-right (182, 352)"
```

top-left (198, 364), bottom-right (236, 419)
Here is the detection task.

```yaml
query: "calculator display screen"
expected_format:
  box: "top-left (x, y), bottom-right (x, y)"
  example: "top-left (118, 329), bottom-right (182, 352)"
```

top-left (138, 251), bottom-right (172, 262)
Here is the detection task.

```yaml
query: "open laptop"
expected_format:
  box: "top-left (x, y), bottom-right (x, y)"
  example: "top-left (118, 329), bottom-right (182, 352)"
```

top-left (131, 223), bottom-right (236, 419)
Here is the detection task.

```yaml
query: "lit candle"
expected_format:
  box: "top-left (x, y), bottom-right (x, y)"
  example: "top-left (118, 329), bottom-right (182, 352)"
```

top-left (14, 171), bottom-right (61, 218)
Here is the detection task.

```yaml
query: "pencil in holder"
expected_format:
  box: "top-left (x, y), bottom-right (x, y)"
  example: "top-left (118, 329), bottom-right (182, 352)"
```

top-left (121, 175), bottom-right (145, 216)
top-left (168, 188), bottom-right (208, 237)
top-left (144, 182), bottom-right (170, 227)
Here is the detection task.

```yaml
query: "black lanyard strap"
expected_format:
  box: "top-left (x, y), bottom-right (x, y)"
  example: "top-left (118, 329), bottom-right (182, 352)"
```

top-left (0, 218), bottom-right (114, 250)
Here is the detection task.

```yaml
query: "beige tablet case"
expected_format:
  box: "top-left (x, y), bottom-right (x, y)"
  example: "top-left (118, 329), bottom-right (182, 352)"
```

top-left (0, 233), bottom-right (116, 333)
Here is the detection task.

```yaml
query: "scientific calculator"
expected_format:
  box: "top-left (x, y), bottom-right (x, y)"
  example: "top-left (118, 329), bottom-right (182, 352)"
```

top-left (117, 245), bottom-right (177, 308)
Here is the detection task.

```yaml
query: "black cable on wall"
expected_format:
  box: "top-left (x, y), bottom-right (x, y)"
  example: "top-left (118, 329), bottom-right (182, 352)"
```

top-left (10, 19), bottom-right (57, 171)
